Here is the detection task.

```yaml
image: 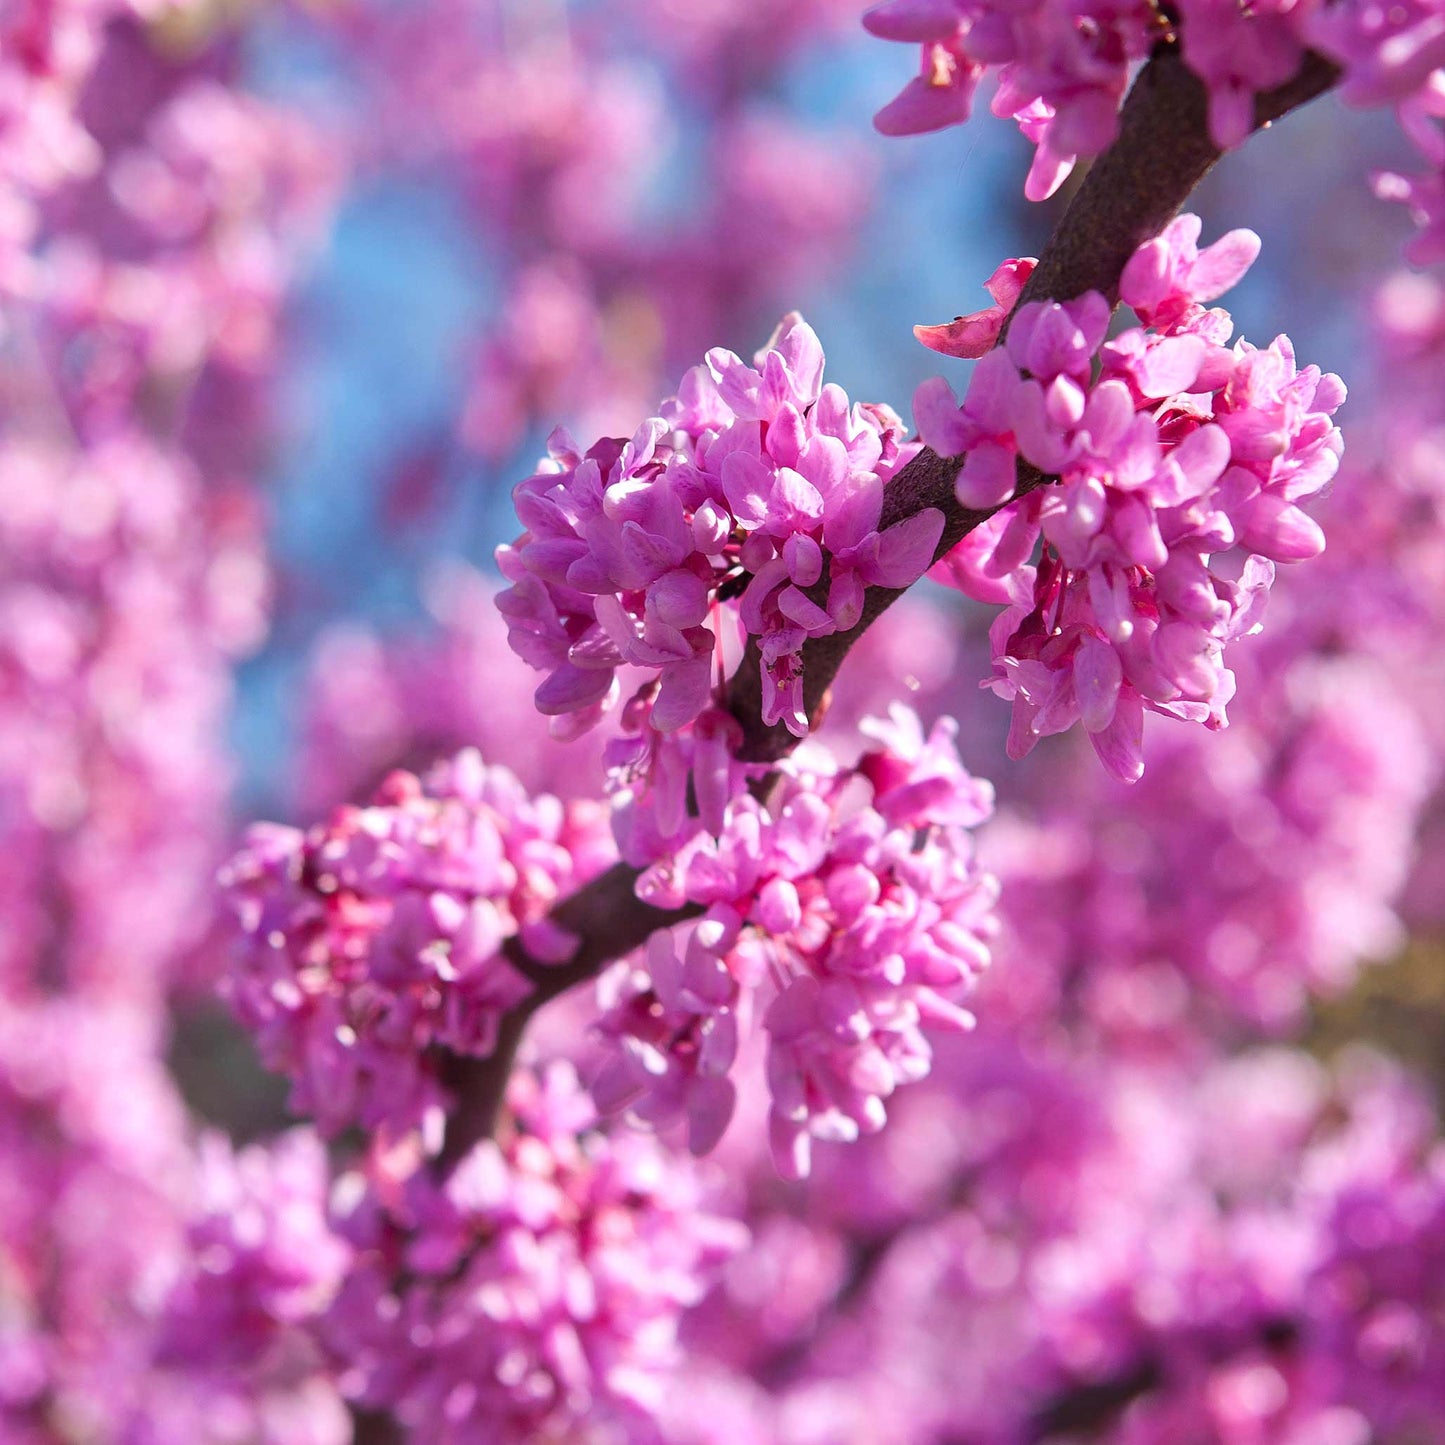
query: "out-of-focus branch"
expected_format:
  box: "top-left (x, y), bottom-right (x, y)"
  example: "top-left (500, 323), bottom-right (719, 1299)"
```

top-left (1027, 1360), bottom-right (1165, 1440)
top-left (432, 42), bottom-right (1341, 1170)
top-left (1026, 1318), bottom-right (1299, 1438)
top-left (351, 1408), bottom-right (405, 1445)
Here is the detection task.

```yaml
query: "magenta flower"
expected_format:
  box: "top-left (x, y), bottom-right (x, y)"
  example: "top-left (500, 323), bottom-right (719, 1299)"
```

top-left (499, 313), bottom-right (937, 745)
top-left (594, 706), bottom-right (998, 1179)
top-left (863, 0), bottom-right (1155, 194)
top-left (1310, 0), bottom-right (1445, 108)
top-left (221, 750), bottom-right (615, 1135)
top-left (922, 218), bottom-right (1343, 781)
top-left (326, 1062), bottom-right (746, 1442)
top-left (914, 256), bottom-right (1038, 358)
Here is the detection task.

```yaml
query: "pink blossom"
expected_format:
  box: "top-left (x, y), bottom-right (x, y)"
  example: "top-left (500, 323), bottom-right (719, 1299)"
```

top-left (923, 218), bottom-right (1342, 781)
top-left (1120, 214), bottom-right (1264, 331)
top-left (863, 0), bottom-right (1156, 194)
top-left (326, 1062), bottom-right (746, 1442)
top-left (595, 707), bottom-right (998, 1180)
top-left (1310, 0), bottom-right (1445, 109)
top-left (1177, 0), bottom-right (1310, 147)
top-left (914, 256), bottom-right (1037, 358)
top-left (1373, 82), bottom-right (1445, 266)
top-left (500, 314), bottom-right (935, 743)
top-left (593, 912), bottom-right (749, 1157)
top-left (220, 750), bottom-right (616, 1135)
top-left (161, 1130), bottom-right (350, 1361)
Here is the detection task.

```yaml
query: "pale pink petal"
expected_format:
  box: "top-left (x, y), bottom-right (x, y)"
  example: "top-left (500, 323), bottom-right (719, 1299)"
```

top-left (861, 507), bottom-right (946, 587)
top-left (863, 0), bottom-right (963, 41)
top-left (1074, 633), bottom-right (1122, 733)
top-left (1089, 690), bottom-right (1145, 783)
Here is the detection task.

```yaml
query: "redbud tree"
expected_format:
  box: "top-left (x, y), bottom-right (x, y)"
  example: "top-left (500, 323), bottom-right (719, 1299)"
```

top-left (5, 2), bottom-right (1445, 1443)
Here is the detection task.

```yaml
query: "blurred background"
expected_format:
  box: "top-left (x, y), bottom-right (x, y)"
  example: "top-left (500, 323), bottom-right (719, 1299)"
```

top-left (6, 1), bottom-right (1445, 1439)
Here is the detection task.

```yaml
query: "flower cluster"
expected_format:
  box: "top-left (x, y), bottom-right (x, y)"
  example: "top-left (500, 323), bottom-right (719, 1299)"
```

top-left (220, 750), bottom-right (616, 1136)
top-left (497, 313), bottom-right (938, 743)
top-left (661, 1040), bottom-right (1445, 1445)
top-left (0, 0), bottom-right (189, 295)
top-left (93, 75), bottom-right (342, 386)
top-left (594, 706), bottom-right (999, 1178)
top-left (918, 216), bottom-right (1344, 782)
top-left (0, 998), bottom-right (191, 1438)
top-left (0, 9), bottom-right (357, 1440)
top-left (865, 0), bottom-right (1445, 262)
top-left (326, 1062), bottom-right (747, 1443)
top-left (14, 59), bottom-right (338, 465)
top-left (987, 659), bottom-right (1432, 1038)
top-left (1003, 1050), bottom-right (1445, 1445)
top-left (157, 1130), bottom-right (351, 1371)
top-left (140, 1130), bottom-right (352, 1445)
top-left (863, 0), bottom-right (1159, 199)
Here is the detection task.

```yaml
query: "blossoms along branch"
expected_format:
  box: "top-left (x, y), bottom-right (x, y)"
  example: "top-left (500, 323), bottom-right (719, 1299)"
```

top-left (221, 26), bottom-right (1362, 1435)
top-left (457, 42), bottom-right (1350, 1161)
top-left (10, 0), bottom-right (1445, 1442)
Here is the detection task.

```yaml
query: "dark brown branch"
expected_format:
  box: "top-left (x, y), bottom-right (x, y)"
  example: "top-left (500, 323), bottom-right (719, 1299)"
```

top-left (351, 1408), bottom-right (405, 1445)
top-left (1027, 1317), bottom-right (1299, 1438)
top-left (726, 455), bottom-right (1048, 763)
top-left (436, 863), bottom-right (703, 1167)
top-left (435, 42), bottom-right (1341, 1169)
top-left (1028, 1360), bottom-right (1164, 1440)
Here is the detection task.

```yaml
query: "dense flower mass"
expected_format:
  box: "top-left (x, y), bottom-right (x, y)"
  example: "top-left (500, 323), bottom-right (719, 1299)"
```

top-left (0, 8), bottom-right (356, 1441)
top-left (0, 998), bottom-right (190, 1439)
top-left (988, 663), bottom-right (1433, 1038)
top-left (0, 1001), bottom-right (352, 1445)
top-left (139, 1129), bottom-right (352, 1445)
top-left (595, 706), bottom-right (999, 1178)
top-left (498, 313), bottom-right (938, 742)
top-left (0, 2), bottom-right (206, 294)
top-left (864, 0), bottom-right (1445, 259)
top-left (918, 216), bottom-right (1344, 781)
top-left (221, 751), bottom-right (616, 1135)
top-left (326, 1062), bottom-right (747, 1443)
